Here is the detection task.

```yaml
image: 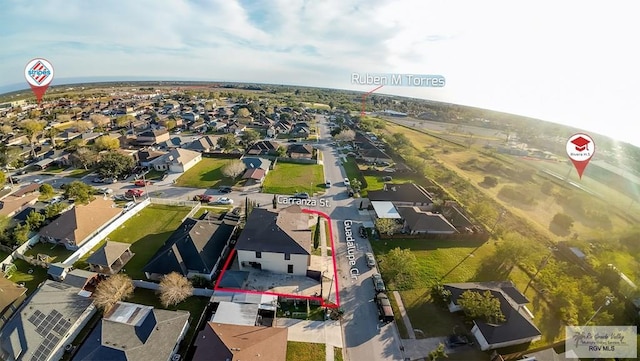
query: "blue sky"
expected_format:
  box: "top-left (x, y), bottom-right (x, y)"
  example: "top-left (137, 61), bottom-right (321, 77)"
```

top-left (1, 0), bottom-right (639, 147)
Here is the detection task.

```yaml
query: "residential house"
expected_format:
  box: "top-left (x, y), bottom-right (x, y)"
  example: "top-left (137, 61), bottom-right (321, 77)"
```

top-left (290, 122), bottom-right (310, 138)
top-left (143, 218), bottom-right (237, 281)
top-left (242, 168), bottom-right (266, 184)
top-left (367, 183), bottom-right (434, 208)
top-left (0, 280), bottom-right (96, 361)
top-left (192, 323), bottom-right (288, 361)
top-left (86, 241), bottom-right (134, 275)
top-left (72, 301), bottom-right (189, 361)
top-left (6, 135), bottom-right (27, 146)
top-left (224, 122), bottom-right (246, 135)
top-left (182, 111), bottom-right (200, 123)
top-left (235, 206), bottom-right (312, 276)
top-left (136, 149), bottom-right (167, 168)
top-left (157, 137), bottom-right (183, 150)
top-left (246, 140), bottom-right (279, 156)
top-left (241, 157), bottom-right (271, 172)
top-left (135, 129), bottom-right (170, 146)
top-left (150, 148), bottom-right (202, 173)
top-left (266, 125), bottom-right (276, 138)
top-left (185, 135), bottom-right (219, 153)
top-left (0, 192), bottom-right (39, 218)
top-left (39, 198), bottom-right (122, 250)
top-left (444, 282), bottom-right (541, 350)
top-left (287, 144), bottom-right (314, 159)
top-left (397, 207), bottom-right (458, 235)
top-left (0, 272), bottom-right (27, 330)
top-left (189, 120), bottom-right (207, 133)
top-left (274, 120), bottom-right (292, 134)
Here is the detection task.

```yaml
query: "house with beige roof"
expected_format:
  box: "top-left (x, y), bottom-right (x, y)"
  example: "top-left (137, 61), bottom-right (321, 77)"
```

top-left (0, 192), bottom-right (39, 218)
top-left (0, 272), bottom-right (27, 330)
top-left (149, 148), bottom-right (202, 173)
top-left (191, 322), bottom-right (288, 361)
top-left (39, 198), bottom-right (122, 250)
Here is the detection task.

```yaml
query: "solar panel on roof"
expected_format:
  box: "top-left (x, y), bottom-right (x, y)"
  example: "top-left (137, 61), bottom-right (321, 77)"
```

top-left (28, 310), bottom-right (46, 327)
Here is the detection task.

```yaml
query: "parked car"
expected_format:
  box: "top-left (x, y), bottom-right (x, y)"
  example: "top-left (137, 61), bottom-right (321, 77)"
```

top-left (125, 189), bottom-right (144, 197)
top-left (365, 252), bottom-right (376, 268)
top-left (97, 187), bottom-right (113, 195)
top-left (375, 293), bottom-right (394, 323)
top-left (134, 179), bottom-right (151, 186)
top-left (92, 177), bottom-right (105, 183)
top-left (325, 180), bottom-right (331, 188)
top-left (358, 225), bottom-right (367, 238)
top-left (193, 194), bottom-right (214, 203)
top-left (372, 273), bottom-right (386, 293)
top-left (123, 201), bottom-right (136, 212)
top-left (218, 186), bottom-right (232, 193)
top-left (211, 197), bottom-right (234, 205)
top-left (291, 192), bottom-right (310, 199)
top-left (344, 178), bottom-right (350, 186)
top-left (382, 176), bottom-right (393, 181)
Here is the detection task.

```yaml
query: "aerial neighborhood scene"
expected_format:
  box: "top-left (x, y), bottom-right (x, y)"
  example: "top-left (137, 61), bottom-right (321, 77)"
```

top-left (0, 1), bottom-right (639, 361)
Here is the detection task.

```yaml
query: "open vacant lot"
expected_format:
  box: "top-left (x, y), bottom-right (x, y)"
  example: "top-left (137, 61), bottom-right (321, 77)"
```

top-left (263, 162), bottom-right (324, 195)
top-left (81, 204), bottom-right (191, 279)
top-left (175, 158), bottom-right (238, 188)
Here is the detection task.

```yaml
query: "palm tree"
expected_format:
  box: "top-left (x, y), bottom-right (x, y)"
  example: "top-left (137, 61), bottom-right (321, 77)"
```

top-left (21, 120), bottom-right (45, 158)
top-left (44, 127), bottom-right (59, 148)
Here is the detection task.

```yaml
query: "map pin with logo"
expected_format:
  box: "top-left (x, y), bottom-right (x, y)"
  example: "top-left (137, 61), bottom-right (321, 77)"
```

top-left (566, 133), bottom-right (595, 179)
top-left (24, 58), bottom-right (54, 104)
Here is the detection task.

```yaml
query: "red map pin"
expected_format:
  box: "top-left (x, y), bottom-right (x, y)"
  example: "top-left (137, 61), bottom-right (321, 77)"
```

top-left (566, 133), bottom-right (595, 179)
top-left (24, 58), bottom-right (54, 104)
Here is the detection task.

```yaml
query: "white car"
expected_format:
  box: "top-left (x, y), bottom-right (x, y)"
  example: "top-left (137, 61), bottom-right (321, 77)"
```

top-left (211, 197), bottom-right (234, 205)
top-left (344, 178), bottom-right (350, 186)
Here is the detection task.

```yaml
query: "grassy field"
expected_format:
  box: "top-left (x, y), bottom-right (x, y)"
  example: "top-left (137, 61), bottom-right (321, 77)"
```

top-left (372, 238), bottom-right (564, 346)
top-left (24, 243), bottom-right (74, 263)
top-left (68, 168), bottom-right (94, 178)
top-left (263, 163), bottom-right (324, 195)
top-left (175, 158), bottom-right (239, 188)
top-left (128, 288), bottom-right (209, 357)
top-left (286, 341), bottom-right (326, 361)
top-left (7, 259), bottom-right (49, 296)
top-left (91, 204), bottom-right (191, 279)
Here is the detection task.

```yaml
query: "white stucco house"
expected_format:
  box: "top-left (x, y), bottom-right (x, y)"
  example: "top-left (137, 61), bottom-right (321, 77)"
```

top-left (150, 148), bottom-right (202, 173)
top-left (235, 205), bottom-right (313, 276)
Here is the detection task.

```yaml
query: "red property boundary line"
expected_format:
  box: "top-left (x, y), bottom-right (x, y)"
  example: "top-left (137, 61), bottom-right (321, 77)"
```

top-left (213, 208), bottom-right (340, 309)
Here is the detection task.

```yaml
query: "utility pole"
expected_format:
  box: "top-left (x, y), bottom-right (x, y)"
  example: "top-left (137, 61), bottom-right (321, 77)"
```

top-left (584, 296), bottom-right (614, 325)
top-left (491, 210), bottom-right (506, 234)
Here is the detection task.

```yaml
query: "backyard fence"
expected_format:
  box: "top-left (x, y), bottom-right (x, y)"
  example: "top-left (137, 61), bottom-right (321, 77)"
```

top-left (133, 279), bottom-right (214, 297)
top-left (149, 197), bottom-right (200, 208)
top-left (62, 198), bottom-right (151, 265)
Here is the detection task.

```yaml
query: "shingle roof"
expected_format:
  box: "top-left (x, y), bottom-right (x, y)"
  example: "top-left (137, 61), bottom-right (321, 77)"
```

top-left (72, 302), bottom-right (190, 361)
top-left (397, 207), bottom-right (458, 234)
top-left (242, 168), bottom-right (266, 180)
top-left (444, 282), bottom-right (540, 345)
top-left (192, 322), bottom-right (288, 361)
top-left (367, 183), bottom-right (434, 204)
top-left (86, 241), bottom-right (131, 267)
top-left (235, 206), bottom-right (311, 255)
top-left (0, 272), bottom-right (26, 317)
top-left (143, 218), bottom-right (236, 276)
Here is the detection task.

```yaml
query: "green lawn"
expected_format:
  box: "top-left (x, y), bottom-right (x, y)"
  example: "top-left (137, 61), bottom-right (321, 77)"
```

top-left (263, 163), bottom-right (324, 195)
top-left (99, 204), bottom-right (191, 279)
top-left (193, 205), bottom-right (233, 218)
top-left (0, 249), bottom-right (9, 260)
top-left (364, 174), bottom-right (414, 192)
top-left (6, 259), bottom-right (49, 296)
top-left (42, 165), bottom-right (67, 175)
top-left (144, 169), bottom-right (166, 180)
top-left (68, 168), bottom-right (94, 178)
top-left (127, 288), bottom-right (210, 357)
top-left (334, 347), bottom-right (343, 361)
top-left (175, 158), bottom-right (239, 188)
top-left (24, 243), bottom-right (74, 263)
top-left (286, 341), bottom-right (326, 361)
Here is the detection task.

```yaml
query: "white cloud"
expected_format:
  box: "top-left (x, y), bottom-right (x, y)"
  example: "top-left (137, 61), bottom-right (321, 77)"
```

top-left (1, 0), bottom-right (639, 146)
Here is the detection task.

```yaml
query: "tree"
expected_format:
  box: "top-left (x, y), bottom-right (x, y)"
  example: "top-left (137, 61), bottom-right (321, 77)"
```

top-left (90, 114), bottom-right (110, 128)
top-left (64, 181), bottom-right (94, 204)
top-left (44, 127), bottom-right (59, 147)
top-left (350, 178), bottom-right (362, 192)
top-left (93, 135), bottom-right (120, 151)
top-left (240, 129), bottom-right (260, 146)
top-left (25, 210), bottom-right (46, 230)
top-left (379, 247), bottom-right (419, 290)
top-left (328, 101), bottom-right (335, 110)
top-left (481, 176), bottom-right (498, 188)
top-left (74, 120), bottom-right (93, 133)
top-left (93, 274), bottom-right (135, 312)
top-left (97, 151), bottom-right (134, 179)
top-left (551, 212), bottom-right (574, 232)
top-left (276, 146), bottom-right (287, 158)
top-left (428, 343), bottom-right (448, 361)
top-left (457, 290), bottom-right (506, 324)
top-left (217, 134), bottom-right (237, 151)
top-left (334, 129), bottom-right (356, 142)
top-left (375, 218), bottom-right (398, 236)
top-left (20, 119), bottom-right (45, 157)
top-left (39, 183), bottom-right (54, 198)
top-left (44, 202), bottom-right (67, 219)
top-left (159, 272), bottom-right (193, 307)
top-left (114, 115), bottom-right (135, 128)
top-left (12, 223), bottom-right (30, 245)
top-left (222, 160), bottom-right (246, 179)
top-left (236, 107), bottom-right (251, 118)
top-left (71, 147), bottom-right (97, 170)
top-left (0, 124), bottom-right (13, 135)
top-left (0, 171), bottom-right (5, 186)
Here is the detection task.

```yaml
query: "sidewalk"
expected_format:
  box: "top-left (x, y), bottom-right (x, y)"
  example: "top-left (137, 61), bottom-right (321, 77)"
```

top-left (393, 291), bottom-right (416, 339)
top-left (276, 318), bottom-right (343, 348)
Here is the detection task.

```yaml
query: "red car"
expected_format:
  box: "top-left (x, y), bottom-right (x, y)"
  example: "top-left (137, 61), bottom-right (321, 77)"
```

top-left (193, 194), bottom-right (214, 202)
top-left (134, 180), bottom-right (151, 186)
top-left (126, 189), bottom-right (144, 197)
